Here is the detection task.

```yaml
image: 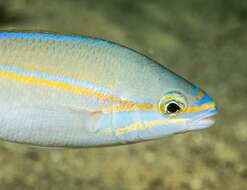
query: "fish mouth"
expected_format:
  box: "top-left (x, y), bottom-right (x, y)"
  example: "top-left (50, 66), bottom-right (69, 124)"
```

top-left (188, 108), bottom-right (218, 130)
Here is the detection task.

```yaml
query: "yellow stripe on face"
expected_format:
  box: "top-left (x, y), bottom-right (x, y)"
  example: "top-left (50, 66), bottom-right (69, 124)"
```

top-left (184, 102), bottom-right (216, 113)
top-left (196, 90), bottom-right (205, 100)
top-left (0, 70), bottom-right (154, 109)
top-left (186, 88), bottom-right (216, 113)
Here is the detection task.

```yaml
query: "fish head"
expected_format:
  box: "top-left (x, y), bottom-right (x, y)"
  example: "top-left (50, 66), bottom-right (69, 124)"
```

top-left (156, 87), bottom-right (218, 134)
top-left (127, 63), bottom-right (218, 140)
top-left (97, 62), bottom-right (218, 145)
top-left (105, 86), bottom-right (218, 144)
top-left (105, 83), bottom-right (217, 143)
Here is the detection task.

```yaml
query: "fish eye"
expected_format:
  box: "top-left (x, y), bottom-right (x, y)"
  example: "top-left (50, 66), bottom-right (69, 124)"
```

top-left (166, 101), bottom-right (182, 114)
top-left (159, 91), bottom-right (187, 115)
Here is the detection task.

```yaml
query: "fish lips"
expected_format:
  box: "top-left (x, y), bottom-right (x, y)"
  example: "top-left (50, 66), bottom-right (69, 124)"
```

top-left (188, 109), bottom-right (218, 130)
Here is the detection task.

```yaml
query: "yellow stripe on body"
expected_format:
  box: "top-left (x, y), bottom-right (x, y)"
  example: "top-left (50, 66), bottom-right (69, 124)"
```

top-left (24, 64), bottom-right (118, 89)
top-left (0, 70), bottom-right (214, 114)
top-left (115, 118), bottom-right (189, 135)
top-left (102, 102), bottom-right (215, 114)
top-left (0, 70), bottom-right (154, 111)
top-left (102, 104), bottom-right (156, 113)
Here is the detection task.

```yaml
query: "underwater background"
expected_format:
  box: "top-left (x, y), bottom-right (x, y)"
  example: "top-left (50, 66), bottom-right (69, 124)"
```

top-left (0, 0), bottom-right (246, 189)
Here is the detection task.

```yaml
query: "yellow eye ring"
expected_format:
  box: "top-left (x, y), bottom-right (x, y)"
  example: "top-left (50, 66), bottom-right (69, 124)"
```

top-left (159, 92), bottom-right (187, 115)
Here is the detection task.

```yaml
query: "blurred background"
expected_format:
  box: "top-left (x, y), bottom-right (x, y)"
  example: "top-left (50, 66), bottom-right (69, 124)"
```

top-left (0, 0), bottom-right (246, 189)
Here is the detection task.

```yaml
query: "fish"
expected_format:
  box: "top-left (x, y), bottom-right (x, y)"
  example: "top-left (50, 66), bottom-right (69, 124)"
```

top-left (0, 32), bottom-right (217, 147)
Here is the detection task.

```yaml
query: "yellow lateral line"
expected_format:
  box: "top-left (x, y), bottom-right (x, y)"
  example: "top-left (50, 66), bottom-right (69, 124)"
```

top-left (0, 70), bottom-right (153, 109)
top-left (102, 105), bottom-right (156, 113)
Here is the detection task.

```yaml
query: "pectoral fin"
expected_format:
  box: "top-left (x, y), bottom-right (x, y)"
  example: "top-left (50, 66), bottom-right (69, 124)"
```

top-left (24, 104), bottom-right (103, 133)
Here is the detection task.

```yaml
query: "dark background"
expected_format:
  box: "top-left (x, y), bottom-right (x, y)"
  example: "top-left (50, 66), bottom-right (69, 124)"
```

top-left (0, 0), bottom-right (246, 190)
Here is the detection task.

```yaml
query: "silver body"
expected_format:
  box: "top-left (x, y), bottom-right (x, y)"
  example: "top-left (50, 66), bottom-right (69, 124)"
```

top-left (0, 32), bottom-right (215, 147)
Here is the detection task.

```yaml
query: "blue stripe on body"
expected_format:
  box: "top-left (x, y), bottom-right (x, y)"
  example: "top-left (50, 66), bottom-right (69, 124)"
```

top-left (0, 65), bottom-right (117, 96)
top-left (0, 32), bottom-right (104, 44)
top-left (0, 65), bottom-right (153, 104)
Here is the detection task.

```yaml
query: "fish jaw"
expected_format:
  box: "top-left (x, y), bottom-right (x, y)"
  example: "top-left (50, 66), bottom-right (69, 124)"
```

top-left (187, 108), bottom-right (218, 131)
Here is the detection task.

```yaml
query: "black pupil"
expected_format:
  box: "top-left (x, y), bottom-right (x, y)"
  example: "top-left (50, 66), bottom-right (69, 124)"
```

top-left (167, 103), bottom-right (181, 113)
